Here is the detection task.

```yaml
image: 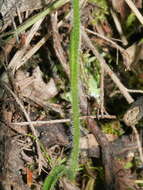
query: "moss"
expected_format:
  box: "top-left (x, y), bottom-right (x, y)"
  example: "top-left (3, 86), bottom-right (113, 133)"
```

top-left (101, 120), bottom-right (124, 136)
top-left (88, 0), bottom-right (109, 23)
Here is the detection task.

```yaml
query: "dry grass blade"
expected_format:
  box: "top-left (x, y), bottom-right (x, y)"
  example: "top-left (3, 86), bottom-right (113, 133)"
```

top-left (8, 18), bottom-right (45, 72)
top-left (10, 33), bottom-right (50, 71)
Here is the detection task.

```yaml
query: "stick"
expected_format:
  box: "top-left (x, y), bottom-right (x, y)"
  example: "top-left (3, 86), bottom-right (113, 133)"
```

top-left (10, 114), bottom-right (116, 126)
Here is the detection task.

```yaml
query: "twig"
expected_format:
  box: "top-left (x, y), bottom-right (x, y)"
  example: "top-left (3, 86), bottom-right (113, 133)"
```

top-left (86, 28), bottom-right (130, 69)
top-left (81, 27), bottom-right (134, 104)
top-left (16, 5), bottom-right (23, 24)
top-left (110, 89), bottom-right (143, 97)
top-left (1, 82), bottom-right (45, 174)
top-left (11, 114), bottom-right (116, 126)
top-left (100, 59), bottom-right (105, 116)
top-left (110, 9), bottom-right (128, 45)
top-left (8, 18), bottom-right (45, 72)
top-left (86, 29), bottom-right (127, 55)
top-left (87, 119), bottom-right (116, 190)
top-left (127, 89), bottom-right (143, 93)
top-left (51, 11), bottom-right (70, 77)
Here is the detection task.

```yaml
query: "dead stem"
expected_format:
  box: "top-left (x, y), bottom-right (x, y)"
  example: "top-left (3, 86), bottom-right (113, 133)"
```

top-left (87, 118), bottom-right (116, 190)
top-left (110, 89), bottom-right (143, 97)
top-left (100, 56), bottom-right (105, 116)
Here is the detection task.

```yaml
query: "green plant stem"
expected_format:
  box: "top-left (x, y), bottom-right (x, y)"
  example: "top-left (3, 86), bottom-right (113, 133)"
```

top-left (69, 0), bottom-right (81, 180)
top-left (36, 0), bottom-right (81, 187)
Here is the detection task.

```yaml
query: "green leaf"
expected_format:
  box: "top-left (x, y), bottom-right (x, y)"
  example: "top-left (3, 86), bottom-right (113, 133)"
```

top-left (88, 75), bottom-right (100, 98)
top-left (85, 177), bottom-right (95, 190)
top-left (126, 13), bottom-right (136, 28)
top-left (43, 165), bottom-right (67, 190)
top-left (124, 162), bottom-right (133, 169)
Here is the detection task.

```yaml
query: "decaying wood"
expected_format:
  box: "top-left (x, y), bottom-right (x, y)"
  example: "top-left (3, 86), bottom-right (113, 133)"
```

top-left (87, 118), bottom-right (139, 190)
top-left (87, 119), bottom-right (116, 190)
top-left (123, 96), bottom-right (143, 126)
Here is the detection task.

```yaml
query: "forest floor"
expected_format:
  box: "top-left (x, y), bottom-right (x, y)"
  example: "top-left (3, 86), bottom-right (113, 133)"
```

top-left (0, 0), bottom-right (143, 189)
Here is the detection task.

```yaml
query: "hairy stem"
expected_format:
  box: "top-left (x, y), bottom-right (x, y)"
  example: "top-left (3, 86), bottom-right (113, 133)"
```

top-left (69, 0), bottom-right (81, 180)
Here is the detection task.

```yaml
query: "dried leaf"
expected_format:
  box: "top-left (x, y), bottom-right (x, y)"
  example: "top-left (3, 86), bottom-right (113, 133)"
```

top-left (15, 66), bottom-right (58, 106)
top-left (124, 42), bottom-right (143, 70)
